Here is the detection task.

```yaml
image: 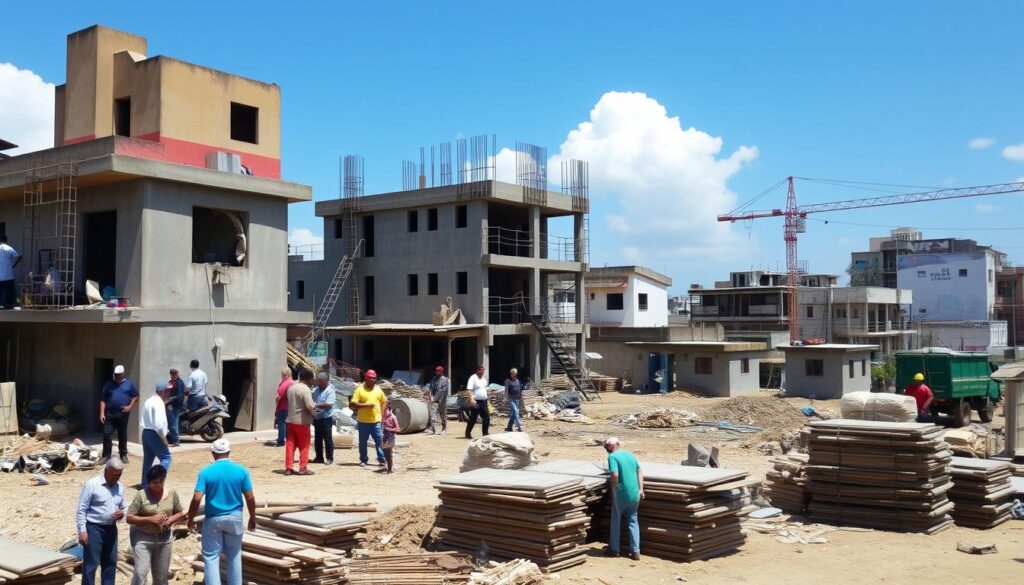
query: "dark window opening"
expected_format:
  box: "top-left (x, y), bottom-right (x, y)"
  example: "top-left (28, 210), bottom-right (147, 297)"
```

top-left (806, 306), bottom-right (814, 318)
top-left (296, 280), bottom-right (305, 300)
top-left (334, 218), bottom-right (344, 239)
top-left (114, 97), bottom-right (131, 137)
top-left (408, 274), bottom-right (419, 296)
top-left (364, 276), bottom-right (375, 316)
top-left (849, 359), bottom-right (855, 379)
top-left (959, 268), bottom-right (968, 277)
top-left (362, 215), bottom-right (375, 257)
top-left (84, 211), bottom-right (117, 294)
top-left (230, 102), bottom-right (258, 144)
top-left (334, 338), bottom-right (343, 361)
top-left (456, 272), bottom-right (468, 295)
top-left (428, 273), bottom-right (438, 295)
top-left (192, 207), bottom-right (247, 266)
top-left (362, 339), bottom-right (375, 361)
top-left (607, 293), bottom-right (624, 310)
top-left (638, 293), bottom-right (648, 311)
top-left (428, 208), bottom-right (438, 231)
top-left (407, 210), bottom-right (418, 232)
top-left (695, 357), bottom-right (713, 375)
top-left (741, 358), bottom-right (750, 374)
top-left (806, 359), bottom-right (824, 376)
top-left (456, 205), bottom-right (468, 228)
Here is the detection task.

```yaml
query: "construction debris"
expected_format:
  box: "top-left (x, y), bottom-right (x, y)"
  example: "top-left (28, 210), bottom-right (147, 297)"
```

top-left (805, 420), bottom-right (954, 533)
top-left (348, 551), bottom-right (473, 584)
top-left (257, 510), bottom-right (368, 549)
top-left (956, 541), bottom-right (998, 555)
top-left (615, 408), bottom-right (698, 428)
top-left (192, 531), bottom-right (347, 585)
top-left (700, 395), bottom-right (807, 443)
top-left (364, 505), bottom-right (439, 553)
top-left (764, 453), bottom-right (809, 514)
top-left (461, 433), bottom-right (539, 473)
top-left (839, 391), bottom-right (916, 423)
top-left (468, 559), bottom-right (545, 585)
top-left (943, 424), bottom-right (1002, 458)
top-left (0, 537), bottom-right (78, 584)
top-left (948, 457), bottom-right (1016, 529)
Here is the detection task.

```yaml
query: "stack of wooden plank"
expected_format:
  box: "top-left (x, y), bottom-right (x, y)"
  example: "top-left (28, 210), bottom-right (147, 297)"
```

top-left (522, 460), bottom-right (611, 542)
top-left (626, 462), bottom-right (753, 562)
top-left (948, 456), bottom-right (1016, 529)
top-left (258, 510), bottom-right (368, 549)
top-left (435, 468), bottom-right (592, 572)
top-left (347, 552), bottom-right (473, 584)
top-left (193, 531), bottom-right (347, 585)
top-left (805, 420), bottom-right (954, 533)
top-left (0, 538), bottom-right (77, 584)
top-left (765, 453), bottom-right (809, 514)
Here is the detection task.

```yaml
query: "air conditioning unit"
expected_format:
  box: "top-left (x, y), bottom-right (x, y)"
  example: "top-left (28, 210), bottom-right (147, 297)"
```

top-left (205, 152), bottom-right (242, 174)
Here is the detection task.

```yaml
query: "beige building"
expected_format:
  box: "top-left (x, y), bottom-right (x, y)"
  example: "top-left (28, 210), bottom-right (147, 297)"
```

top-left (798, 286), bottom-right (915, 354)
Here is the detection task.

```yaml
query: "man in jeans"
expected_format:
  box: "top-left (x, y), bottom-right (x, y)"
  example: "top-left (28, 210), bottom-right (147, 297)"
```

top-left (604, 436), bottom-right (644, 560)
top-left (310, 372), bottom-right (336, 465)
top-left (187, 439), bottom-right (256, 585)
top-left (274, 367), bottom-right (293, 447)
top-left (166, 368), bottom-right (186, 447)
top-left (349, 369), bottom-right (387, 467)
top-left (464, 364), bottom-right (490, 439)
top-left (504, 367), bottom-right (524, 432)
top-left (99, 365), bottom-right (139, 464)
top-left (77, 458), bottom-right (125, 585)
top-left (139, 382), bottom-right (173, 486)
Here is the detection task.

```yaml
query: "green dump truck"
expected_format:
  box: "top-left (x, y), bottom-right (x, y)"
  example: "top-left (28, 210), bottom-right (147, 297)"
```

top-left (895, 349), bottom-right (1001, 427)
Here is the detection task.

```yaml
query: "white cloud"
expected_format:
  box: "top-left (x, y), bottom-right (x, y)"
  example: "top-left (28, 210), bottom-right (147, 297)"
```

top-left (1003, 143), bottom-right (1024, 161)
top-left (0, 63), bottom-right (55, 155)
top-left (288, 228), bottom-right (323, 259)
top-left (976, 203), bottom-right (997, 213)
top-left (967, 137), bottom-right (994, 150)
top-left (548, 91), bottom-right (758, 270)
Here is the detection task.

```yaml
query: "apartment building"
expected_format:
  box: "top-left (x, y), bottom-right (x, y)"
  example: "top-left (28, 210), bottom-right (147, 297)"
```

top-left (587, 266), bottom-right (671, 328)
top-left (798, 286), bottom-right (914, 354)
top-left (689, 270), bottom-right (837, 332)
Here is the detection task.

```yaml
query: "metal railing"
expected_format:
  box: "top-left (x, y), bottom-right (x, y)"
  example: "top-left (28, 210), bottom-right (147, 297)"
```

top-left (289, 242), bottom-right (324, 261)
top-left (482, 226), bottom-right (533, 257)
top-left (487, 294), bottom-right (585, 325)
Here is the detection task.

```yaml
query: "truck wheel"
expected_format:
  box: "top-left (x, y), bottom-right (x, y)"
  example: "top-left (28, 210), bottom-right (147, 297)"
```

top-left (200, 421), bottom-right (224, 442)
top-left (978, 397), bottom-right (994, 423)
top-left (952, 399), bottom-right (972, 428)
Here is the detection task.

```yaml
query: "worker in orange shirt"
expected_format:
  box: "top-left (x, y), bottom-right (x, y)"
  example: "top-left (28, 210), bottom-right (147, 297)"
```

top-left (903, 373), bottom-right (934, 422)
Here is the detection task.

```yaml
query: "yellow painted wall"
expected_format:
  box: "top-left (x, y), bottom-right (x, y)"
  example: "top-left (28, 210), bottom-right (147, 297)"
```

top-left (112, 51), bottom-right (161, 138)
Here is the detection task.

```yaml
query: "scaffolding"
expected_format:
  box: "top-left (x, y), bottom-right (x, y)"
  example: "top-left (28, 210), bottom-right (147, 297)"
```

top-left (21, 163), bottom-right (77, 308)
top-left (341, 154), bottom-right (364, 325)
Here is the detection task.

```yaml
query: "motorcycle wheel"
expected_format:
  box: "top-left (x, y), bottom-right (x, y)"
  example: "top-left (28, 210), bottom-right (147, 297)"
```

top-left (200, 421), bottom-right (224, 442)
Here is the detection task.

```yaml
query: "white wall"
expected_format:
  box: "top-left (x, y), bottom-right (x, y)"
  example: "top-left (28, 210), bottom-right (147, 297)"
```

top-left (589, 275), bottom-right (668, 327)
top-left (898, 252), bottom-right (993, 321)
top-left (918, 321), bottom-right (1007, 350)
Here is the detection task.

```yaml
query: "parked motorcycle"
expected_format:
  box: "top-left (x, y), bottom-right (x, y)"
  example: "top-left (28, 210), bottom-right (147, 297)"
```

top-left (179, 394), bottom-right (230, 442)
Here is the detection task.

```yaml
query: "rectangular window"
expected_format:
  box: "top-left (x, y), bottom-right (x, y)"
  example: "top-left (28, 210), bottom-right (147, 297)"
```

top-left (428, 208), bottom-right (438, 231)
top-left (334, 218), bottom-right (343, 239)
top-left (988, 269), bottom-right (994, 283)
top-left (455, 205), bottom-right (468, 228)
top-left (362, 215), bottom-right (375, 257)
top-left (861, 359), bottom-right (867, 376)
top-left (695, 357), bottom-right (713, 375)
top-left (428, 273), bottom-right (438, 295)
top-left (114, 97), bottom-right (131, 137)
top-left (192, 207), bottom-right (247, 266)
top-left (407, 210), bottom-right (418, 232)
top-left (849, 359), bottom-right (855, 379)
top-left (408, 274), bottom-right (419, 296)
top-left (638, 293), bottom-right (648, 311)
top-left (607, 293), bottom-right (624, 310)
top-left (806, 359), bottom-right (824, 377)
top-left (364, 276), bottom-right (375, 316)
top-left (589, 293), bottom-right (595, 300)
top-left (230, 102), bottom-right (259, 144)
top-left (959, 268), bottom-right (968, 277)
top-left (806, 306), bottom-right (814, 318)
top-left (740, 358), bottom-right (750, 374)
top-left (296, 280), bottom-right (305, 300)
top-left (917, 270), bottom-right (926, 278)
top-left (456, 271), bottom-right (468, 295)
top-left (852, 308), bottom-right (860, 318)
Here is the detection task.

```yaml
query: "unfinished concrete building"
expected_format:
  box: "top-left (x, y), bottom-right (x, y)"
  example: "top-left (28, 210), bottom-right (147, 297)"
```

top-left (0, 25), bottom-right (311, 437)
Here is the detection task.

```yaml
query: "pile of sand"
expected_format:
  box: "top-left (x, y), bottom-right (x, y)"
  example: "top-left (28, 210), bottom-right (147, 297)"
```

top-left (700, 395), bottom-right (807, 443)
top-left (364, 504), bottom-right (439, 553)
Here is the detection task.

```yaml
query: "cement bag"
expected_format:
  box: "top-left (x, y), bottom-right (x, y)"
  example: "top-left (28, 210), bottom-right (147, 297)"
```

top-left (333, 427), bottom-right (355, 449)
top-left (460, 432), bottom-right (539, 472)
top-left (840, 391), bottom-right (916, 422)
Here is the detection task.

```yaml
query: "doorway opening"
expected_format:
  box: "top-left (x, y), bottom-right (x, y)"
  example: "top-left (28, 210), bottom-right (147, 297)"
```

top-left (222, 359), bottom-right (256, 431)
top-left (84, 211), bottom-right (117, 296)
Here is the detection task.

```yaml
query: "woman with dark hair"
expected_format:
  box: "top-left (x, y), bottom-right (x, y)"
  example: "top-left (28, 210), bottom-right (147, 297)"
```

top-left (126, 465), bottom-right (185, 585)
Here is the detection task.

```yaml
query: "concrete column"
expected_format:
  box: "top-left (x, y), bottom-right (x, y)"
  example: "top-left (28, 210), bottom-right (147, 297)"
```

top-left (530, 267), bottom-right (541, 316)
top-left (575, 272), bottom-right (584, 324)
top-left (530, 330), bottom-right (543, 382)
top-left (573, 214), bottom-right (585, 264)
top-left (531, 206), bottom-right (541, 259)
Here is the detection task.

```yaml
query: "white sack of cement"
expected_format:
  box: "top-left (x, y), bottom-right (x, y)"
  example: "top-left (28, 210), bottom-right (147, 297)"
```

top-left (840, 391), bottom-right (917, 422)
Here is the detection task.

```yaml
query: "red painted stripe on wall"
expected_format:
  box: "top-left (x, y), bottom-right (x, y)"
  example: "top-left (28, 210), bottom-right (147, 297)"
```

top-left (63, 134), bottom-right (96, 145)
top-left (129, 133), bottom-right (281, 179)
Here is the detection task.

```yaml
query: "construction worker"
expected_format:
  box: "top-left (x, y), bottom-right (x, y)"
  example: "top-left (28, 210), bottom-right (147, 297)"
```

top-left (464, 364), bottom-right (490, 438)
top-left (425, 365), bottom-right (450, 434)
top-left (903, 372), bottom-right (934, 422)
top-left (604, 437), bottom-right (644, 561)
top-left (349, 370), bottom-right (387, 467)
top-left (100, 365), bottom-right (139, 464)
top-left (284, 370), bottom-right (316, 475)
top-left (0, 234), bottom-right (22, 309)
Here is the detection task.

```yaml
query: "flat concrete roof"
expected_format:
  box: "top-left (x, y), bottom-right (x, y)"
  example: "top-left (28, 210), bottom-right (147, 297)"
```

top-left (325, 323), bottom-right (484, 337)
top-left (778, 343), bottom-right (879, 352)
top-left (589, 265), bottom-right (672, 287)
top-left (0, 137), bottom-right (312, 202)
top-left (0, 307), bottom-right (310, 325)
top-left (626, 341), bottom-right (767, 352)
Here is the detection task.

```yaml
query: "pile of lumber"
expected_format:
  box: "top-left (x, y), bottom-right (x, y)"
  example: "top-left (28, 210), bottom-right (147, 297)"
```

top-left (948, 457), bottom-right (1016, 529)
top-left (193, 531), bottom-right (347, 585)
top-left (626, 462), bottom-right (753, 562)
top-left (435, 468), bottom-right (592, 572)
top-left (805, 420), bottom-right (954, 533)
top-left (524, 460), bottom-right (611, 542)
top-left (0, 538), bottom-right (77, 584)
top-left (588, 372), bottom-right (620, 393)
top-left (348, 552), bottom-right (473, 584)
top-left (765, 453), bottom-right (809, 514)
top-left (258, 510), bottom-right (368, 549)
top-left (286, 343), bottom-right (320, 373)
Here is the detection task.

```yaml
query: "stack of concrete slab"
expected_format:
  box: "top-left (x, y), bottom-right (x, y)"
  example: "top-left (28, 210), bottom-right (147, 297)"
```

top-left (523, 460), bottom-right (611, 542)
top-left (625, 462), bottom-right (753, 562)
top-left (435, 468), bottom-right (592, 572)
top-left (765, 453), bottom-right (809, 514)
top-left (194, 531), bottom-right (347, 584)
top-left (347, 552), bottom-right (473, 584)
top-left (258, 510), bottom-right (367, 549)
top-left (0, 538), bottom-right (76, 584)
top-left (805, 420), bottom-right (954, 533)
top-left (948, 456), bottom-right (1016, 529)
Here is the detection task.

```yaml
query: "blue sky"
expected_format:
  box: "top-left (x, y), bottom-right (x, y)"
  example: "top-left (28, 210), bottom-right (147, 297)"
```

top-left (2, 1), bottom-right (1023, 293)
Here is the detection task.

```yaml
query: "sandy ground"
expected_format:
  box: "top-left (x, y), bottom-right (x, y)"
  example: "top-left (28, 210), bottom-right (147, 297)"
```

top-left (1, 390), bottom-right (1021, 584)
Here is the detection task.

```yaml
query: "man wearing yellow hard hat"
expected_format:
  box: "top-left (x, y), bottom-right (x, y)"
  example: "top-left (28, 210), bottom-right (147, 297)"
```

top-left (903, 372), bottom-right (934, 422)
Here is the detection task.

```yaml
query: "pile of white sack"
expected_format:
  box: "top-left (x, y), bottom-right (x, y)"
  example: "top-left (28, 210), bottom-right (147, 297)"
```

top-left (840, 391), bottom-right (917, 422)
top-left (460, 432), bottom-right (539, 472)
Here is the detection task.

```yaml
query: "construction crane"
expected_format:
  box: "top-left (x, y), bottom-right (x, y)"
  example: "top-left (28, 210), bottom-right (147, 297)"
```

top-left (718, 177), bottom-right (1024, 343)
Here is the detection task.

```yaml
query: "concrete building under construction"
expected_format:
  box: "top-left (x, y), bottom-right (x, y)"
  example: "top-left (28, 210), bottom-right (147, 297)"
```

top-left (0, 25), bottom-right (311, 437)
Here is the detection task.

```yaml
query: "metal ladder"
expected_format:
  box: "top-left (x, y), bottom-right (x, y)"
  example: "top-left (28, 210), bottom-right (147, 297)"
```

top-left (302, 239), bottom-right (364, 353)
top-left (524, 298), bottom-right (599, 401)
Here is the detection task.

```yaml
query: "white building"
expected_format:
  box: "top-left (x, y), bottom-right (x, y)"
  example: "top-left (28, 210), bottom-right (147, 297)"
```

top-left (587, 266), bottom-right (671, 328)
top-left (897, 252), bottom-right (997, 321)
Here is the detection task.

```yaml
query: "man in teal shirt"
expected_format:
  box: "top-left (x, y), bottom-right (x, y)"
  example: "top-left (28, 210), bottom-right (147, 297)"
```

top-left (605, 436), bottom-right (644, 560)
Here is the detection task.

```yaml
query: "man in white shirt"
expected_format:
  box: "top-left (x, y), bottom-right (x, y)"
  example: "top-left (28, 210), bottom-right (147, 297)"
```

top-left (139, 382), bottom-right (173, 486)
top-left (464, 364), bottom-right (490, 439)
top-left (186, 359), bottom-right (209, 412)
top-left (0, 235), bottom-right (22, 309)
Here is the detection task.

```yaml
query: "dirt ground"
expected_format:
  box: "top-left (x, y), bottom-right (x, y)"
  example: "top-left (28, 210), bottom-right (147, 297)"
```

top-left (1, 390), bottom-right (1020, 584)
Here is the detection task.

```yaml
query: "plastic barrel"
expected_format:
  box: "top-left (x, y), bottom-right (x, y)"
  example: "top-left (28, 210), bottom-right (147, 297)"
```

top-left (390, 397), bottom-right (429, 434)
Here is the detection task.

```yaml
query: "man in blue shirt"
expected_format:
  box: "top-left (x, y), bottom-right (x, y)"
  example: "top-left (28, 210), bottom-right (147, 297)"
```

top-left (99, 365), bottom-right (139, 464)
top-left (186, 359), bottom-right (209, 412)
top-left (310, 372), bottom-right (336, 465)
top-left (187, 439), bottom-right (256, 585)
top-left (166, 368), bottom-right (186, 446)
top-left (76, 458), bottom-right (125, 585)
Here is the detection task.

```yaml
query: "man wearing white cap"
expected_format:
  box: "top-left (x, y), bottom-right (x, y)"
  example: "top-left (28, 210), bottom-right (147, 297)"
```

top-left (604, 436), bottom-right (644, 560)
top-left (139, 382), bottom-right (174, 486)
top-left (99, 365), bottom-right (139, 464)
top-left (186, 439), bottom-right (256, 585)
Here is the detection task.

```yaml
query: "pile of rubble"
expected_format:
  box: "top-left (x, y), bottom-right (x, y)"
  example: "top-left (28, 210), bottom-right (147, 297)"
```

top-left (0, 436), bottom-right (100, 474)
top-left (615, 407), bottom-right (698, 428)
